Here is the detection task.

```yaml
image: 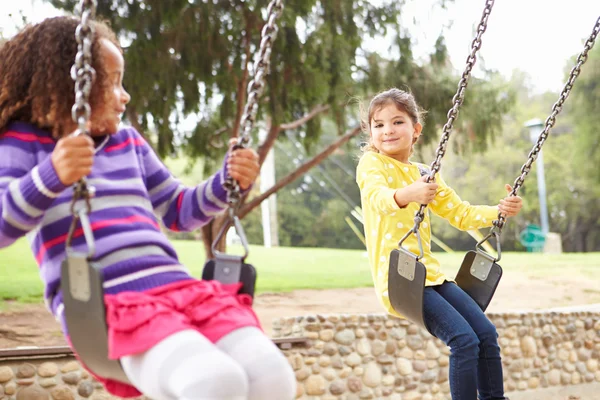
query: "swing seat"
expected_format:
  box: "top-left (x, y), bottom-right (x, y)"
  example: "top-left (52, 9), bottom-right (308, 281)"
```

top-left (202, 254), bottom-right (257, 298)
top-left (388, 248), bottom-right (429, 333)
top-left (61, 254), bottom-right (131, 384)
top-left (455, 250), bottom-right (502, 311)
top-left (202, 214), bottom-right (257, 298)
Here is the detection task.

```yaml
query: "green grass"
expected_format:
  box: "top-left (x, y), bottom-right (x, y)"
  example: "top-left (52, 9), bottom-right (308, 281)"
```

top-left (1, 238), bottom-right (599, 303)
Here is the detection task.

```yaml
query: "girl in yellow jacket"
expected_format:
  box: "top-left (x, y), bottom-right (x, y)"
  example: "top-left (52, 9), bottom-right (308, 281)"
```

top-left (356, 88), bottom-right (522, 400)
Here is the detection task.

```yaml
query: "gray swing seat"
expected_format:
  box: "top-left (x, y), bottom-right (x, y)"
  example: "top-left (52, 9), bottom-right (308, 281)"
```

top-left (62, 255), bottom-right (130, 384)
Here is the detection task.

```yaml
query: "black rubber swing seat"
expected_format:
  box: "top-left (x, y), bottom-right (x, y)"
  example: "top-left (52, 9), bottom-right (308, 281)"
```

top-left (455, 250), bottom-right (503, 311)
top-left (387, 248), bottom-right (502, 334)
top-left (202, 255), bottom-right (257, 297)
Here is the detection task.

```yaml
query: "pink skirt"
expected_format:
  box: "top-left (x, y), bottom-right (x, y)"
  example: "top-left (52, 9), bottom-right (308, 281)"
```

top-left (69, 279), bottom-right (261, 398)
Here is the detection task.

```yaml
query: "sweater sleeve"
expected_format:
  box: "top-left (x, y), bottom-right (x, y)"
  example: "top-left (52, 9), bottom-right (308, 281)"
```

top-left (0, 139), bottom-right (67, 248)
top-left (429, 172), bottom-right (499, 231)
top-left (136, 131), bottom-right (231, 232)
top-left (356, 153), bottom-right (399, 214)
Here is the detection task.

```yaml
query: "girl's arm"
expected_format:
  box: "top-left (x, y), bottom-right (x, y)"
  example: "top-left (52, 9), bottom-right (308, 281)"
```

top-left (356, 154), bottom-right (402, 214)
top-left (429, 172), bottom-right (498, 231)
top-left (135, 129), bottom-right (233, 232)
top-left (0, 136), bottom-right (67, 248)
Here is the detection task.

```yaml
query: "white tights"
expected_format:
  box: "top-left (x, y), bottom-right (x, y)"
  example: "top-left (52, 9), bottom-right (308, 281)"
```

top-left (120, 327), bottom-right (296, 400)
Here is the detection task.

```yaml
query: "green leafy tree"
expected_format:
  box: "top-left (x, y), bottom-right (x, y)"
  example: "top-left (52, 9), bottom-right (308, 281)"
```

top-left (569, 43), bottom-right (600, 182)
top-left (48, 0), bottom-right (515, 255)
top-left (542, 135), bottom-right (600, 252)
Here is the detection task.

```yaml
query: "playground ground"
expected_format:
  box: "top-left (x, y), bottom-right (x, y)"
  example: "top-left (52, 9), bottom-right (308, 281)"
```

top-left (1, 269), bottom-right (600, 399)
top-left (1, 267), bottom-right (600, 347)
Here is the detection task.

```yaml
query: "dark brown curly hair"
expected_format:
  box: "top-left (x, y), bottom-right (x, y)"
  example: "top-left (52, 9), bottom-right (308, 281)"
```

top-left (0, 16), bottom-right (120, 138)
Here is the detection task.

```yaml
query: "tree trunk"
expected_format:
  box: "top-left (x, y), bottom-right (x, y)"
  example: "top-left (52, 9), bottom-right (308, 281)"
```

top-left (201, 213), bottom-right (229, 260)
top-left (231, 17), bottom-right (253, 138)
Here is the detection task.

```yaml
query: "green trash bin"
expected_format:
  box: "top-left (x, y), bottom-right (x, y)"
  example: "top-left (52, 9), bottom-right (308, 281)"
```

top-left (519, 224), bottom-right (546, 252)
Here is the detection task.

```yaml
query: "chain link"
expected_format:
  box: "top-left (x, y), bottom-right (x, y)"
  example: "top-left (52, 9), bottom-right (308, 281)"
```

top-left (408, 0), bottom-right (495, 237)
top-left (67, 0), bottom-right (97, 249)
top-left (492, 15), bottom-right (599, 230)
top-left (223, 0), bottom-right (285, 208)
top-left (71, 0), bottom-right (97, 134)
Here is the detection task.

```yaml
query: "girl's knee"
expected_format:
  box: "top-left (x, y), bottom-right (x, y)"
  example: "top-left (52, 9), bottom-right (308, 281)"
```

top-left (478, 321), bottom-right (499, 345)
top-left (179, 360), bottom-right (248, 400)
top-left (449, 331), bottom-right (480, 358)
top-left (248, 348), bottom-right (296, 400)
top-left (217, 327), bottom-right (296, 399)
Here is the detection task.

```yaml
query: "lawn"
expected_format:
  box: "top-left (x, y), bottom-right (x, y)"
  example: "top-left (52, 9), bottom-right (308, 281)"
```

top-left (1, 238), bottom-right (599, 302)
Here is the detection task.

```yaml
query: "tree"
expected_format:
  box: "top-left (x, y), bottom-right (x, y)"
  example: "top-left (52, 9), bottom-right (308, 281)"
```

top-left (569, 41), bottom-right (600, 182)
top-left (49, 0), bottom-right (514, 257)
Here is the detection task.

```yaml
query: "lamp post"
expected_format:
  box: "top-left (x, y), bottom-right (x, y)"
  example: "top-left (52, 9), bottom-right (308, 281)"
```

top-left (524, 118), bottom-right (549, 235)
top-left (258, 125), bottom-right (279, 248)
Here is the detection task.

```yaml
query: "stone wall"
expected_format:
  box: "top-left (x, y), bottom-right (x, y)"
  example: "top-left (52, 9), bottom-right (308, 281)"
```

top-left (273, 310), bottom-right (600, 399)
top-left (0, 357), bottom-right (136, 400)
top-left (0, 310), bottom-right (598, 400)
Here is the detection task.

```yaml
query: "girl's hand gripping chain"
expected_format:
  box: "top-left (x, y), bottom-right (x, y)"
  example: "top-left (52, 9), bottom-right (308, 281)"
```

top-left (394, 175), bottom-right (439, 208)
top-left (498, 184), bottom-right (523, 218)
top-left (51, 133), bottom-right (95, 186)
top-left (226, 138), bottom-right (260, 191)
top-left (407, 175), bottom-right (439, 205)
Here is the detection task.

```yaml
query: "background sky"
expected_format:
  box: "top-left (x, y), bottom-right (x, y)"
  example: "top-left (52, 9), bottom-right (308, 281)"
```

top-left (1, 0), bottom-right (599, 94)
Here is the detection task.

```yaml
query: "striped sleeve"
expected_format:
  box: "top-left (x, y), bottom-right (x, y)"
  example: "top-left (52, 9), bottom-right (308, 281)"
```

top-left (135, 131), bottom-right (230, 232)
top-left (0, 143), bottom-right (67, 248)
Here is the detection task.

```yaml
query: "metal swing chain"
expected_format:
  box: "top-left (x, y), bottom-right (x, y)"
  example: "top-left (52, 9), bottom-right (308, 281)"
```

top-left (398, 0), bottom-right (496, 257)
top-left (491, 15), bottom-right (600, 232)
top-left (66, 0), bottom-right (98, 251)
top-left (222, 0), bottom-right (284, 215)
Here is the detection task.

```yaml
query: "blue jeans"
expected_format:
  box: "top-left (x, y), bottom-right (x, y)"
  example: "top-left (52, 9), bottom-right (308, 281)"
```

top-left (423, 281), bottom-right (505, 400)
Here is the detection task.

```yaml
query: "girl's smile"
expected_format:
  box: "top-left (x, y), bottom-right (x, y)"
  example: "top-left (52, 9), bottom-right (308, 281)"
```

top-left (370, 103), bottom-right (422, 163)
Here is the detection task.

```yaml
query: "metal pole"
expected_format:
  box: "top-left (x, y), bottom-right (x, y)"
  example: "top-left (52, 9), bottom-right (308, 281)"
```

top-left (259, 126), bottom-right (278, 247)
top-left (525, 118), bottom-right (549, 235)
top-left (536, 149), bottom-right (549, 235)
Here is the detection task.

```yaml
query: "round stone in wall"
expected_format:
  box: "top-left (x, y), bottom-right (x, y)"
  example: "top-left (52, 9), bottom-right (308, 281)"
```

top-left (50, 385), bottom-right (75, 400)
top-left (0, 366), bottom-right (14, 382)
top-left (16, 385), bottom-right (49, 400)
top-left (38, 362), bottom-right (59, 378)
top-left (16, 363), bottom-right (36, 379)
top-left (77, 381), bottom-right (94, 398)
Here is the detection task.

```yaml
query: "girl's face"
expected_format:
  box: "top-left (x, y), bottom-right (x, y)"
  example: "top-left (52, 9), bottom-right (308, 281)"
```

top-left (89, 39), bottom-right (131, 136)
top-left (370, 103), bottom-right (422, 163)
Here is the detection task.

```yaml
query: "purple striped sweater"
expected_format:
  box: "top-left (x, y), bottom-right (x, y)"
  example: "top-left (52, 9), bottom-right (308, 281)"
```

top-left (0, 122), bottom-right (230, 334)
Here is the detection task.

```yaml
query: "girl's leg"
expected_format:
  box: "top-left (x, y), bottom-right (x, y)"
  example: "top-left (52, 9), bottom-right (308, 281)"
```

top-left (216, 326), bottom-right (296, 400)
top-left (423, 286), bottom-right (480, 400)
top-left (435, 282), bottom-right (505, 400)
top-left (120, 329), bottom-right (249, 400)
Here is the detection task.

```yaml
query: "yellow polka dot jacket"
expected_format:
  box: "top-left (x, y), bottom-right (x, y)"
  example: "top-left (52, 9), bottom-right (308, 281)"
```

top-left (356, 152), bottom-right (499, 317)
